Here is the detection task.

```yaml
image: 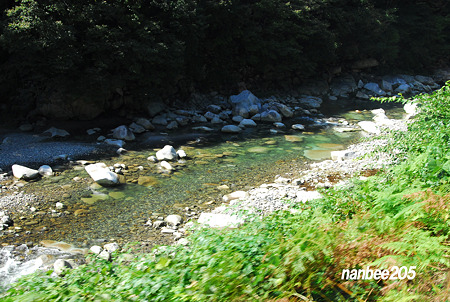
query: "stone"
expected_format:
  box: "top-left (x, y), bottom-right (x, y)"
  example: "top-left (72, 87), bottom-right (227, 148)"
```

top-left (219, 111), bottom-right (231, 120)
top-left (156, 145), bottom-right (178, 161)
top-left (221, 125), bottom-right (242, 133)
top-left (230, 90), bottom-right (261, 118)
top-left (138, 176), bottom-right (158, 186)
top-left (232, 116), bottom-right (244, 123)
top-left (223, 191), bottom-right (249, 202)
top-left (103, 242), bottom-right (120, 253)
top-left (176, 116), bottom-right (190, 126)
top-left (206, 104), bottom-right (222, 114)
top-left (147, 155), bottom-right (157, 162)
top-left (330, 75), bottom-right (357, 96)
top-left (136, 118), bottom-right (155, 130)
top-left (165, 214), bottom-right (183, 226)
top-left (53, 259), bottom-right (72, 275)
top-left (395, 84), bottom-right (411, 94)
top-left (42, 127), bottom-right (70, 138)
top-left (12, 164), bottom-right (40, 180)
top-left (193, 115), bottom-right (208, 123)
top-left (113, 125), bottom-right (135, 141)
top-left (19, 124), bottom-right (33, 132)
top-left (358, 121), bottom-right (380, 134)
top-left (161, 227), bottom-right (175, 234)
top-left (296, 191), bottom-right (323, 203)
top-left (146, 101), bottom-right (166, 117)
top-left (97, 136), bottom-right (106, 141)
top-left (104, 139), bottom-right (125, 148)
top-left (129, 122), bottom-right (146, 134)
top-left (90, 245), bottom-right (102, 255)
top-left (276, 104), bottom-right (294, 117)
top-left (356, 91), bottom-right (370, 99)
top-left (152, 115), bottom-right (168, 126)
top-left (210, 117), bottom-right (223, 124)
top-left (298, 96), bottom-right (323, 108)
top-left (381, 80), bottom-right (393, 92)
top-left (166, 121), bottom-right (178, 130)
top-left (198, 213), bottom-right (244, 228)
top-left (98, 250), bottom-right (111, 261)
top-left (177, 149), bottom-right (187, 158)
top-left (204, 111), bottom-right (217, 120)
top-left (415, 75), bottom-right (434, 85)
top-left (38, 165), bottom-right (53, 176)
top-left (260, 110), bottom-right (282, 122)
top-left (86, 128), bottom-right (100, 135)
top-left (160, 161), bottom-right (173, 170)
top-left (177, 238), bottom-right (189, 246)
top-left (153, 220), bottom-right (165, 229)
top-left (55, 202), bottom-right (65, 210)
top-left (364, 83), bottom-right (386, 96)
top-left (273, 122), bottom-right (285, 128)
top-left (291, 124), bottom-right (305, 131)
top-left (331, 150), bottom-right (356, 161)
top-left (85, 163), bottom-right (120, 187)
top-left (239, 119), bottom-right (257, 128)
top-left (192, 126), bottom-right (214, 132)
top-left (404, 102), bottom-right (419, 118)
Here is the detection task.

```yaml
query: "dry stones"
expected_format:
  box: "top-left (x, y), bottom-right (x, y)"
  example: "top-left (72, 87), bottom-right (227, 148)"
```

top-left (85, 163), bottom-right (120, 187)
top-left (12, 164), bottom-right (40, 180)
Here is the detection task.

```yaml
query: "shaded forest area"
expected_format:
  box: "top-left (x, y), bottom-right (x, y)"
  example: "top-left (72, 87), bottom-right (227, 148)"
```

top-left (0, 0), bottom-right (448, 119)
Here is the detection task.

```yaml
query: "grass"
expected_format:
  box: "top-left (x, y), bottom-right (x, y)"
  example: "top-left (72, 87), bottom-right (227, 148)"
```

top-left (1, 83), bottom-right (450, 301)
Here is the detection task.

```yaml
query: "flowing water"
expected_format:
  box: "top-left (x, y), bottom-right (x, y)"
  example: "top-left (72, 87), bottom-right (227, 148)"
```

top-left (0, 105), bottom-right (405, 289)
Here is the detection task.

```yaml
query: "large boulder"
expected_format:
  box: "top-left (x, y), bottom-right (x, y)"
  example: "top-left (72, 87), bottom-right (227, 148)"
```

top-left (85, 163), bottom-right (120, 187)
top-left (298, 96), bottom-right (323, 109)
top-left (330, 75), bottom-right (357, 97)
top-left (112, 126), bottom-right (135, 141)
top-left (156, 145), bottom-right (178, 161)
top-left (12, 164), bottom-right (40, 180)
top-left (230, 90), bottom-right (261, 118)
top-left (239, 119), bottom-right (257, 128)
top-left (135, 118), bottom-right (155, 130)
top-left (364, 83), bottom-right (386, 96)
top-left (276, 103), bottom-right (294, 118)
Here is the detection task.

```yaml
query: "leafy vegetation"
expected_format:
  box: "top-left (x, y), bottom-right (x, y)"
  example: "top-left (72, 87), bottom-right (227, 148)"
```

top-left (1, 84), bottom-right (450, 300)
top-left (0, 1), bottom-right (448, 118)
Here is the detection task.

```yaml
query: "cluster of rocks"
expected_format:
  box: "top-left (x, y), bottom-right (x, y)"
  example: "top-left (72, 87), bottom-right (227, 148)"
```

top-left (145, 214), bottom-right (189, 246)
top-left (88, 242), bottom-right (120, 262)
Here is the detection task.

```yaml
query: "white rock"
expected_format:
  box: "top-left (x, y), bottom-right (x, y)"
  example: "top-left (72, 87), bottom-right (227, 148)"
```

top-left (43, 127), bottom-right (70, 138)
top-left (38, 165), bottom-right (53, 176)
top-left (221, 125), bottom-right (242, 133)
top-left (55, 202), bottom-right (65, 210)
top-left (160, 161), bottom-right (173, 170)
top-left (53, 259), bottom-right (72, 275)
top-left (331, 150), bottom-right (356, 161)
top-left (165, 214), bottom-right (183, 226)
top-left (177, 150), bottom-right (187, 158)
top-left (291, 124), bottom-right (305, 131)
top-left (161, 227), bottom-right (175, 234)
top-left (104, 139), bottom-right (125, 148)
top-left (85, 163), bottom-right (120, 187)
top-left (90, 245), bottom-right (102, 255)
top-left (12, 164), bottom-right (40, 180)
top-left (273, 122), bottom-right (285, 128)
top-left (296, 191), bottom-right (322, 203)
top-left (98, 250), bottom-right (111, 261)
top-left (198, 213), bottom-right (244, 228)
top-left (223, 190), bottom-right (249, 202)
top-left (404, 102), bottom-right (419, 118)
top-left (156, 145), bottom-right (178, 161)
top-left (147, 155), bottom-right (158, 162)
top-left (177, 238), bottom-right (189, 246)
top-left (239, 119), bottom-right (257, 128)
top-left (103, 242), bottom-right (120, 253)
top-left (358, 121), bottom-right (380, 134)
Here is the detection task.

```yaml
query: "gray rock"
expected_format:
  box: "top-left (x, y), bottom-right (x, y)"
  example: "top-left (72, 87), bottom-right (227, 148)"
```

top-left (232, 116), bottom-right (244, 123)
top-left (85, 163), bottom-right (120, 187)
top-left (291, 124), bottom-right (305, 131)
top-left (221, 125), bottom-right (242, 133)
top-left (136, 118), bottom-right (155, 130)
top-left (204, 111), bottom-right (217, 120)
top-left (165, 214), bottom-right (183, 226)
top-left (86, 128), bottom-right (100, 135)
top-left (152, 115), bottom-right (168, 126)
top-left (381, 80), bottom-right (393, 92)
top-left (192, 126), bottom-right (214, 132)
top-left (330, 75), bottom-right (357, 96)
top-left (156, 145), bottom-right (178, 161)
top-left (230, 90), bottom-right (261, 118)
top-left (218, 111), bottom-right (230, 120)
top-left (415, 75), bottom-right (435, 85)
top-left (104, 139), bottom-right (125, 148)
top-left (42, 127), bottom-right (70, 138)
top-left (356, 91), bottom-right (370, 99)
top-left (146, 101), bottom-right (166, 117)
top-left (129, 122), bottom-right (146, 134)
top-left (112, 125), bottom-right (135, 141)
top-left (193, 115), bottom-right (208, 123)
top-left (97, 136), bottom-right (106, 141)
top-left (153, 220), bottom-right (166, 229)
top-left (166, 121), bottom-right (178, 130)
top-left (273, 122), bottom-right (286, 128)
top-left (260, 110), bottom-right (282, 122)
top-left (276, 104), bottom-right (293, 118)
top-left (175, 116), bottom-right (190, 126)
top-left (211, 117), bottom-right (224, 124)
top-left (12, 164), bottom-right (40, 180)
top-left (395, 84), bottom-right (411, 94)
top-left (206, 105), bottom-right (222, 114)
top-left (298, 96), bottom-right (323, 108)
top-left (38, 165), bottom-right (53, 176)
top-left (239, 119), bottom-right (257, 128)
top-left (364, 83), bottom-right (386, 96)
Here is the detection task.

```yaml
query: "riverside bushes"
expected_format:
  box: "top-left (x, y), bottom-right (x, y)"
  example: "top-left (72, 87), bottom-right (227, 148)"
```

top-left (2, 84), bottom-right (450, 301)
top-left (0, 1), bottom-right (448, 117)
